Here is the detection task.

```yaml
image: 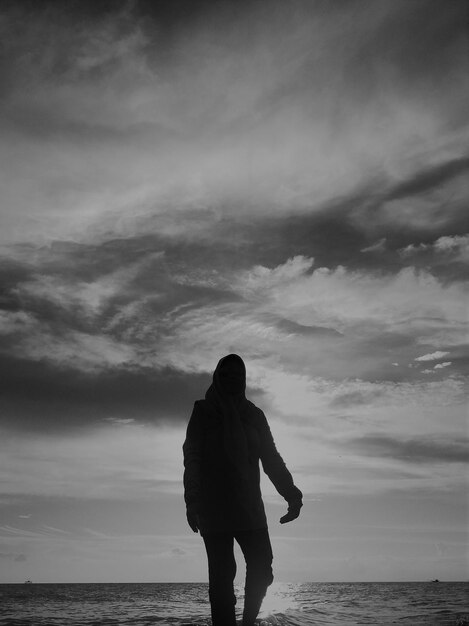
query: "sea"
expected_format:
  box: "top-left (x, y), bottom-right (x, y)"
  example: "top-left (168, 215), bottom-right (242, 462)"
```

top-left (0, 582), bottom-right (468, 626)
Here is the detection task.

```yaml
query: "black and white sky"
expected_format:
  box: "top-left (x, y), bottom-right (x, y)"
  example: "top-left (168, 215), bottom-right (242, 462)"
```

top-left (0, 0), bottom-right (468, 583)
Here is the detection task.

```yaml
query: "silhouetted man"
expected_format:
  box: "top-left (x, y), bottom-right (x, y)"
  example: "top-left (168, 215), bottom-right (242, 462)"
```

top-left (183, 354), bottom-right (302, 625)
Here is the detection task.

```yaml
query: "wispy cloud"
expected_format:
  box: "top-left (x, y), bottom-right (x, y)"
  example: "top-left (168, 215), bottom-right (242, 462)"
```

top-left (348, 435), bottom-right (469, 465)
top-left (1, 0), bottom-right (468, 247)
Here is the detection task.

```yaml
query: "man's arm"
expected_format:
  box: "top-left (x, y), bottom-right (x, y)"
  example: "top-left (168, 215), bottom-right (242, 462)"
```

top-left (258, 410), bottom-right (303, 522)
top-left (182, 402), bottom-right (203, 532)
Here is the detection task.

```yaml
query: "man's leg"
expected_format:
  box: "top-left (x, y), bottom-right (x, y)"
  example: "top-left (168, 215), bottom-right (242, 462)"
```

top-left (235, 528), bottom-right (274, 626)
top-left (202, 532), bottom-right (237, 626)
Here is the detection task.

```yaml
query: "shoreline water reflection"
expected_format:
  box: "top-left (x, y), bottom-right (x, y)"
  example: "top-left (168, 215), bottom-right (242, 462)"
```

top-left (1, 581), bottom-right (468, 625)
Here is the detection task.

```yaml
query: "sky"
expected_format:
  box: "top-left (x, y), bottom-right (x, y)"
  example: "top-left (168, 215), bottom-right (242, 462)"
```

top-left (0, 0), bottom-right (468, 583)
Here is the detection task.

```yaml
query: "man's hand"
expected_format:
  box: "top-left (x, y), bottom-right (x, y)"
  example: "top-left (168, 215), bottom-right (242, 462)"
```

top-left (280, 498), bottom-right (302, 524)
top-left (186, 504), bottom-right (200, 533)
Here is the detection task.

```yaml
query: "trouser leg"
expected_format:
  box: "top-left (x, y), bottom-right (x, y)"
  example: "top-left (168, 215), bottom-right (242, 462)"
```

top-left (202, 532), bottom-right (237, 626)
top-left (235, 528), bottom-right (274, 626)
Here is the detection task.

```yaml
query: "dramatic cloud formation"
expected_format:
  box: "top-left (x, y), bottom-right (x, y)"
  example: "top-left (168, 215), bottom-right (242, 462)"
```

top-left (1, 0), bottom-right (467, 583)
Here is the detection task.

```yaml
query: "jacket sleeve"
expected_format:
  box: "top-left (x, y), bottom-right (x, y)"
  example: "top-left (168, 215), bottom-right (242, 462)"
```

top-left (182, 401), bottom-right (203, 510)
top-left (258, 410), bottom-right (303, 504)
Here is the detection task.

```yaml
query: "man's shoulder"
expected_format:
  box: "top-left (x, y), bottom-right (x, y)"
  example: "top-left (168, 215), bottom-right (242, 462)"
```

top-left (193, 398), bottom-right (211, 410)
top-left (245, 401), bottom-right (266, 424)
top-left (246, 400), bottom-right (263, 413)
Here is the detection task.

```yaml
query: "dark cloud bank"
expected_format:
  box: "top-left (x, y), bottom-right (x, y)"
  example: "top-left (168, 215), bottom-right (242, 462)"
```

top-left (0, 353), bottom-right (212, 433)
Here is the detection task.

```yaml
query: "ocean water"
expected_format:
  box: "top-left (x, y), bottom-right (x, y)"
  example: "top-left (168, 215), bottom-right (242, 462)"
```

top-left (0, 582), bottom-right (468, 626)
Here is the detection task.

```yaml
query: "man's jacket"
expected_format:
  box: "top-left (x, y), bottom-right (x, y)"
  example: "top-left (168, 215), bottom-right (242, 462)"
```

top-left (183, 399), bottom-right (302, 534)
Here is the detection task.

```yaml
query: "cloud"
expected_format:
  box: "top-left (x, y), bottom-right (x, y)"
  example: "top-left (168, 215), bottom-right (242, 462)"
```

top-left (170, 547), bottom-right (186, 557)
top-left (0, 425), bottom-right (186, 500)
top-left (275, 318), bottom-right (343, 339)
top-left (385, 156), bottom-right (469, 204)
top-left (0, 0), bottom-right (468, 248)
top-left (398, 234), bottom-right (469, 283)
top-left (361, 239), bottom-right (387, 253)
top-left (348, 434), bottom-right (469, 465)
top-left (434, 235), bottom-right (469, 258)
top-left (104, 418), bottom-right (136, 426)
top-left (415, 351), bottom-right (450, 362)
top-left (401, 234), bottom-right (469, 259)
top-left (243, 256), bottom-right (315, 290)
top-left (41, 525), bottom-right (71, 535)
top-left (0, 353), bottom-right (212, 433)
top-left (0, 239), bottom-right (244, 372)
top-left (0, 552), bottom-right (26, 562)
top-left (329, 389), bottom-right (384, 409)
top-left (421, 360), bottom-right (453, 374)
top-left (355, 158), bottom-right (469, 240)
top-left (1, 231), bottom-right (466, 442)
top-left (236, 258), bottom-right (466, 338)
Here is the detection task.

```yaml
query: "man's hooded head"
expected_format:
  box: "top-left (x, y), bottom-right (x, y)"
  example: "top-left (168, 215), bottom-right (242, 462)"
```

top-left (213, 353), bottom-right (246, 397)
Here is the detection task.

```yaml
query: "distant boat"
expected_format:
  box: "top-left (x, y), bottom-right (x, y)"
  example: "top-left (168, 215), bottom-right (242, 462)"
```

top-left (431, 579), bottom-right (440, 583)
top-left (24, 580), bottom-right (33, 585)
